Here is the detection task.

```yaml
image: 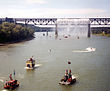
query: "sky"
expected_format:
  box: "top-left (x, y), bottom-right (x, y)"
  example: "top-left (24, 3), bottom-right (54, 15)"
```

top-left (0, 0), bottom-right (110, 18)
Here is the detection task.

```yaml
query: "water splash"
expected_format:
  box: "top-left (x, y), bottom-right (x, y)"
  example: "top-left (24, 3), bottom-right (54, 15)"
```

top-left (35, 64), bottom-right (42, 67)
top-left (57, 18), bottom-right (89, 37)
top-left (0, 79), bottom-right (4, 83)
top-left (2, 90), bottom-right (8, 91)
top-left (0, 77), bottom-right (6, 83)
top-left (73, 74), bottom-right (79, 79)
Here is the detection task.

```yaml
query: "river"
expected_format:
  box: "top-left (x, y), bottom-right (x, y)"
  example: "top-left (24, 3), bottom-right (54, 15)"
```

top-left (0, 32), bottom-right (110, 91)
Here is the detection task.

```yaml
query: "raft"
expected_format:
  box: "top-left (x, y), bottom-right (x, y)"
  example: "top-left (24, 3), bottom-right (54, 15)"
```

top-left (4, 80), bottom-right (19, 90)
top-left (26, 59), bottom-right (36, 69)
top-left (59, 75), bottom-right (76, 85)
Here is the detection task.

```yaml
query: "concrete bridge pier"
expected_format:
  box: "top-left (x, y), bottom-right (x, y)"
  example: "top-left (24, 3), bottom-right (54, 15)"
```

top-left (46, 30), bottom-right (48, 36)
top-left (88, 24), bottom-right (91, 37)
top-left (55, 24), bottom-right (58, 37)
top-left (25, 19), bottom-right (27, 25)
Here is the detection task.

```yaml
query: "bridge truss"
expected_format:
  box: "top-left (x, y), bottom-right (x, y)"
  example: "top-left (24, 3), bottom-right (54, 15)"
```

top-left (0, 17), bottom-right (110, 37)
top-left (89, 18), bottom-right (110, 25)
top-left (14, 18), bottom-right (57, 25)
top-left (0, 18), bottom-right (110, 25)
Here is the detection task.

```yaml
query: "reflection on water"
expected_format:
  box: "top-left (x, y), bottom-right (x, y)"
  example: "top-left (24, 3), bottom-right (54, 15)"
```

top-left (0, 32), bottom-right (110, 91)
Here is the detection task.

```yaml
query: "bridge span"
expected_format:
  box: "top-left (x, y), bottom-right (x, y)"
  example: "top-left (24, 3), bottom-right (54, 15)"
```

top-left (0, 17), bottom-right (110, 37)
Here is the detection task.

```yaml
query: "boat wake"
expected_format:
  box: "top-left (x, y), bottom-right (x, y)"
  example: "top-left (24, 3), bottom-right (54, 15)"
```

top-left (0, 79), bottom-right (4, 83)
top-left (2, 90), bottom-right (7, 91)
top-left (0, 77), bottom-right (6, 83)
top-left (72, 50), bottom-right (91, 53)
top-left (72, 47), bottom-right (96, 53)
top-left (73, 74), bottom-right (79, 79)
top-left (35, 64), bottom-right (42, 67)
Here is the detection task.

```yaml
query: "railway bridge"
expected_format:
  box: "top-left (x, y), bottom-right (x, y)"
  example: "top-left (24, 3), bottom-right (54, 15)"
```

top-left (0, 17), bottom-right (110, 37)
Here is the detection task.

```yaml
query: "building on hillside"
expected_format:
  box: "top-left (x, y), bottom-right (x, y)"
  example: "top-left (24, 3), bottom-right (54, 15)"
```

top-left (5, 17), bottom-right (14, 23)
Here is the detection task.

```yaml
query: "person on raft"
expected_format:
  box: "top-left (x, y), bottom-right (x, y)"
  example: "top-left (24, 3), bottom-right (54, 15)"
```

top-left (67, 69), bottom-right (72, 82)
top-left (30, 58), bottom-right (33, 61)
top-left (61, 69), bottom-right (72, 82)
top-left (30, 57), bottom-right (34, 63)
top-left (9, 74), bottom-right (13, 80)
top-left (68, 69), bottom-right (72, 78)
top-left (64, 69), bottom-right (68, 82)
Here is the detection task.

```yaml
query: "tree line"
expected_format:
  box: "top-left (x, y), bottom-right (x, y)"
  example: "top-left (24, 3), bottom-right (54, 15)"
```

top-left (0, 22), bottom-right (35, 43)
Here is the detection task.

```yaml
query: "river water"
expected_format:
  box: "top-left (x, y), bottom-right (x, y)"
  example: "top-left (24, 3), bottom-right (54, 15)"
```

top-left (0, 32), bottom-right (110, 91)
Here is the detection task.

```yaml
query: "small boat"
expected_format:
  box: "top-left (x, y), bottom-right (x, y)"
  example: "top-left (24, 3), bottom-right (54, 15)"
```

top-left (86, 47), bottom-right (96, 52)
top-left (4, 80), bottom-right (19, 90)
top-left (64, 36), bottom-right (68, 38)
top-left (26, 58), bottom-right (36, 69)
top-left (59, 75), bottom-right (76, 85)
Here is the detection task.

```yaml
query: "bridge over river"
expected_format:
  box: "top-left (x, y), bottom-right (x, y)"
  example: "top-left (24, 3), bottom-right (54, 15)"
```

top-left (0, 18), bottom-right (110, 37)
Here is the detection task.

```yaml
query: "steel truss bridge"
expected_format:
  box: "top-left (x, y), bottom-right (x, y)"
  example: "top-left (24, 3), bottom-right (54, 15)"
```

top-left (1, 18), bottom-right (110, 25)
top-left (0, 18), bottom-right (110, 37)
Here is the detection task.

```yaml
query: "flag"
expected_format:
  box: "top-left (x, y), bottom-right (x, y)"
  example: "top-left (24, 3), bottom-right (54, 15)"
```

top-left (14, 70), bottom-right (15, 76)
top-left (68, 61), bottom-right (71, 64)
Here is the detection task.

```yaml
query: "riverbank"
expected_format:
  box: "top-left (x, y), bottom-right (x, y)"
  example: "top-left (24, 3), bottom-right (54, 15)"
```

top-left (0, 36), bottom-right (35, 46)
top-left (0, 22), bottom-right (35, 45)
top-left (92, 33), bottom-right (110, 37)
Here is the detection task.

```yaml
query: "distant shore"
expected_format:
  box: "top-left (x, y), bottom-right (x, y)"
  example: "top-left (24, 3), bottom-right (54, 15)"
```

top-left (92, 33), bottom-right (110, 37)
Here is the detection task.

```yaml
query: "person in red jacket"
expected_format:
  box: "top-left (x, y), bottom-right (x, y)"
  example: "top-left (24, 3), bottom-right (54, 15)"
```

top-left (9, 74), bottom-right (13, 80)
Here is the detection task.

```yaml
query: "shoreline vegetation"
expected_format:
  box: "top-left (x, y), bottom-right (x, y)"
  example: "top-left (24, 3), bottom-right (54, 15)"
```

top-left (92, 33), bottom-right (110, 37)
top-left (91, 28), bottom-right (110, 37)
top-left (0, 22), bottom-right (35, 45)
top-left (92, 31), bottom-right (110, 37)
top-left (0, 22), bottom-right (110, 46)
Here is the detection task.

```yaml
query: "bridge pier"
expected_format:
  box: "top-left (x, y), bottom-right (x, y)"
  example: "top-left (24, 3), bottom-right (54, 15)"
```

top-left (46, 30), bottom-right (48, 36)
top-left (25, 19), bottom-right (27, 25)
top-left (88, 24), bottom-right (91, 37)
top-left (55, 24), bottom-right (58, 36)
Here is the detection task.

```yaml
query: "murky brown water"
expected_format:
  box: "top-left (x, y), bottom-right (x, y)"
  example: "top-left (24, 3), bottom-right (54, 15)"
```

top-left (0, 32), bottom-right (110, 91)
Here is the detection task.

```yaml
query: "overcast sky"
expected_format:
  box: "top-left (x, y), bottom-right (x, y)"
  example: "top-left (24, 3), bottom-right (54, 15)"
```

top-left (0, 0), bottom-right (110, 18)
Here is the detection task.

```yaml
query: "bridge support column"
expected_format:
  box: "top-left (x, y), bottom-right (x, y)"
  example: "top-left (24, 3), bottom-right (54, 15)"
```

top-left (25, 20), bottom-right (27, 25)
top-left (46, 30), bottom-right (48, 36)
top-left (88, 24), bottom-right (91, 38)
top-left (55, 24), bottom-right (58, 36)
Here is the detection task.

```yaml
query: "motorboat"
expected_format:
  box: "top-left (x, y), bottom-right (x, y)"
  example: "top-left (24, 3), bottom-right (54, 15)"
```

top-left (26, 58), bottom-right (35, 69)
top-left (86, 47), bottom-right (96, 52)
top-left (59, 75), bottom-right (76, 85)
top-left (4, 80), bottom-right (19, 90)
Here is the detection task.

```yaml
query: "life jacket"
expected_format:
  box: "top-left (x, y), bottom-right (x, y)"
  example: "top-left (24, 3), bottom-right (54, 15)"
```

top-left (68, 78), bottom-right (72, 82)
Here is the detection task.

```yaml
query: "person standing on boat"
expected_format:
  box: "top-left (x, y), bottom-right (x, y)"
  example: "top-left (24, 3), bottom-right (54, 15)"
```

top-left (9, 74), bottom-right (13, 80)
top-left (67, 69), bottom-right (72, 83)
top-left (30, 58), bottom-right (33, 61)
top-left (5, 80), bottom-right (8, 86)
top-left (64, 69), bottom-right (68, 82)
top-left (30, 57), bottom-right (34, 65)
top-left (30, 56), bottom-right (34, 62)
top-left (68, 69), bottom-right (72, 78)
